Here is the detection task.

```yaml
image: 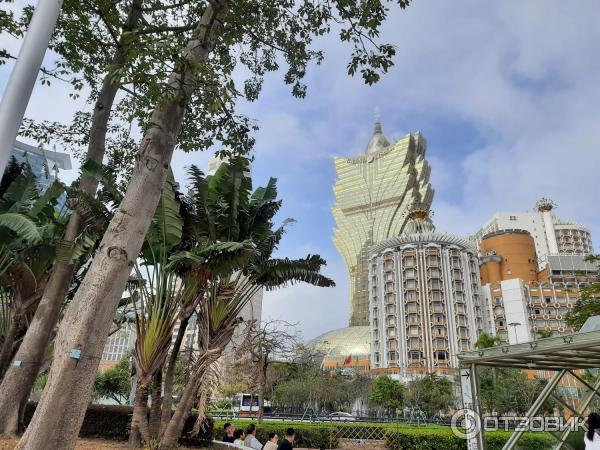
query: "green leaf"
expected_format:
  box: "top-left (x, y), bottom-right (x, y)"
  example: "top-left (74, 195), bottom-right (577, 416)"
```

top-left (28, 180), bottom-right (66, 218)
top-left (0, 213), bottom-right (41, 243)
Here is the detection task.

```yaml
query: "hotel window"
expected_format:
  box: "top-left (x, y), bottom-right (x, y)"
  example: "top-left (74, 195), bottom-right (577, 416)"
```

top-left (431, 279), bottom-right (441, 288)
top-left (509, 215), bottom-right (517, 221)
top-left (406, 280), bottom-right (416, 289)
top-left (405, 291), bottom-right (417, 301)
top-left (408, 325), bottom-right (419, 335)
top-left (430, 268), bottom-right (440, 277)
top-left (404, 269), bottom-right (415, 278)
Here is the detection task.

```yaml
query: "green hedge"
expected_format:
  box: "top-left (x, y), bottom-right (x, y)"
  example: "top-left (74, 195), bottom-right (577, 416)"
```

top-left (216, 421), bottom-right (338, 449)
top-left (385, 429), bottom-right (554, 450)
top-left (215, 420), bottom-right (554, 450)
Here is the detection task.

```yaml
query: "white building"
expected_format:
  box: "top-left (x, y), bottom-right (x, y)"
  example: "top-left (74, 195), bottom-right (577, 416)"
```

top-left (368, 206), bottom-right (484, 380)
top-left (474, 199), bottom-right (593, 264)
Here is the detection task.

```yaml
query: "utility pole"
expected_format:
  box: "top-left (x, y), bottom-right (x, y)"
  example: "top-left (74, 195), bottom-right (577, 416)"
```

top-left (0, 0), bottom-right (64, 176)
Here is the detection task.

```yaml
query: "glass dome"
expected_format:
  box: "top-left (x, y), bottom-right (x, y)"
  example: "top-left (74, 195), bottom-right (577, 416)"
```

top-left (309, 326), bottom-right (371, 359)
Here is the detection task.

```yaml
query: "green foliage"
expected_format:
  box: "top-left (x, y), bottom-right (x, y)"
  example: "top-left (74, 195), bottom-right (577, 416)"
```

top-left (216, 421), bottom-right (339, 449)
top-left (405, 374), bottom-right (453, 417)
top-left (475, 332), bottom-right (501, 349)
top-left (385, 429), bottom-right (553, 450)
top-left (272, 369), bottom-right (368, 413)
top-left (478, 368), bottom-right (557, 415)
top-left (370, 377), bottom-right (405, 413)
top-left (33, 373), bottom-right (48, 392)
top-left (565, 255), bottom-right (600, 330)
top-left (93, 358), bottom-right (131, 404)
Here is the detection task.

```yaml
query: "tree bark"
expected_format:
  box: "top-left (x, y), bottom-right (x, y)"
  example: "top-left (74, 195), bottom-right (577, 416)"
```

top-left (257, 357), bottom-right (267, 423)
top-left (160, 315), bottom-right (189, 432)
top-left (128, 381), bottom-right (150, 448)
top-left (15, 4), bottom-right (228, 449)
top-left (148, 370), bottom-right (163, 439)
top-left (159, 365), bottom-right (203, 450)
top-left (0, 1), bottom-right (144, 436)
top-left (0, 313), bottom-right (22, 380)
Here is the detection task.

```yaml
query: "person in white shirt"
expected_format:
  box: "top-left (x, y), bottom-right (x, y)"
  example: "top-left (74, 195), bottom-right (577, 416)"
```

top-left (262, 432), bottom-right (279, 450)
top-left (233, 429), bottom-right (246, 448)
top-left (244, 424), bottom-right (263, 450)
top-left (585, 412), bottom-right (600, 449)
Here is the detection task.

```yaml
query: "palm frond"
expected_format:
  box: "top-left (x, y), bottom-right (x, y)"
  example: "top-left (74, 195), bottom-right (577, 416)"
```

top-left (27, 180), bottom-right (66, 219)
top-left (0, 213), bottom-right (41, 243)
top-left (0, 165), bottom-right (38, 213)
top-left (166, 240), bottom-right (258, 277)
top-left (250, 255), bottom-right (335, 290)
top-left (142, 170), bottom-right (183, 262)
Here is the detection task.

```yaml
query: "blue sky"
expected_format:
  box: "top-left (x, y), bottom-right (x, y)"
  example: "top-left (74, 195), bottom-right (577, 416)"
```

top-left (2, 1), bottom-right (600, 341)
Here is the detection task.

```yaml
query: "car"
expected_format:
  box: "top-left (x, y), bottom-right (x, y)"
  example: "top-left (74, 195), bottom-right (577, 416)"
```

top-left (327, 412), bottom-right (356, 421)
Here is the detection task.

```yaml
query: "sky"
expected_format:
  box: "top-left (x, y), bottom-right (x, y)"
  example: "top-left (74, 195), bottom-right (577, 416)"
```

top-left (1, 1), bottom-right (599, 342)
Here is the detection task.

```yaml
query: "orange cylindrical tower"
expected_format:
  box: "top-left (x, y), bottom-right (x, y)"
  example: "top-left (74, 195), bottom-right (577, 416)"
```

top-left (480, 230), bottom-right (538, 283)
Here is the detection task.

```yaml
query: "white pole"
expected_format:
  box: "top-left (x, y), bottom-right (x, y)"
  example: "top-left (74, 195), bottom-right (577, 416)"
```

top-left (0, 0), bottom-right (64, 176)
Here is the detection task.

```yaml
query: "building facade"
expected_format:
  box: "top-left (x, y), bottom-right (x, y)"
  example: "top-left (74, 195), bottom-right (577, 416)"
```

top-left (332, 119), bottom-right (434, 326)
top-left (8, 140), bottom-right (72, 191)
top-left (99, 322), bottom-right (135, 372)
top-left (474, 199), bottom-right (594, 263)
top-left (479, 230), bottom-right (599, 344)
top-left (368, 208), bottom-right (483, 379)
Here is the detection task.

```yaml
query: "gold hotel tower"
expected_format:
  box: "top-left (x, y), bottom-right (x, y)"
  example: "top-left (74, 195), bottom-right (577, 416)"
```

top-left (332, 117), bottom-right (434, 326)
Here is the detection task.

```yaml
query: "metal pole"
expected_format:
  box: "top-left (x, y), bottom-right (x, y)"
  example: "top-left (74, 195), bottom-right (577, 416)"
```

top-left (502, 369), bottom-right (567, 450)
top-left (554, 371), bottom-right (600, 450)
top-left (469, 364), bottom-right (486, 450)
top-left (0, 0), bottom-right (64, 176)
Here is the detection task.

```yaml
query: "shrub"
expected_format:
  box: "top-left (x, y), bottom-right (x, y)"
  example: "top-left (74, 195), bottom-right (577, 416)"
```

top-left (217, 421), bottom-right (338, 449)
top-left (25, 403), bottom-right (214, 446)
top-left (385, 429), bottom-right (554, 450)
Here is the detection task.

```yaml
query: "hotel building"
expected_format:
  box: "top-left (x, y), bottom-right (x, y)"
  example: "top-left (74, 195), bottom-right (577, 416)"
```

top-left (474, 199), bottom-right (594, 263)
top-left (479, 229), bottom-right (598, 344)
top-left (368, 206), bottom-right (484, 379)
top-left (332, 118), bottom-right (434, 326)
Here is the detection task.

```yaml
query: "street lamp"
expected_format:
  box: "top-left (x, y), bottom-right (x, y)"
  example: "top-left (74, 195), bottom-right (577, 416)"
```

top-left (508, 322), bottom-right (521, 344)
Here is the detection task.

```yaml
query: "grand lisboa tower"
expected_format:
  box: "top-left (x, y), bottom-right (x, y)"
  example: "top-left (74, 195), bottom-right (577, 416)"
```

top-left (310, 114), bottom-right (435, 371)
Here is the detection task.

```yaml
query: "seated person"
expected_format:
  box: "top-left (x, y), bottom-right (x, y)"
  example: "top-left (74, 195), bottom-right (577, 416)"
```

top-left (244, 424), bottom-right (263, 450)
top-left (262, 433), bottom-right (279, 450)
top-left (233, 429), bottom-right (246, 448)
top-left (222, 423), bottom-right (235, 443)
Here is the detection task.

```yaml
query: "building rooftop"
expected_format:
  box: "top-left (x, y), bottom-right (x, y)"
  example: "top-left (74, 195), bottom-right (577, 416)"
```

top-left (308, 326), bottom-right (370, 358)
top-left (13, 140), bottom-right (72, 170)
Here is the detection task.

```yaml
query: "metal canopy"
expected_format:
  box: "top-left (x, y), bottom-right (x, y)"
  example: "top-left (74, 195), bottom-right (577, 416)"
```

top-left (458, 329), bottom-right (600, 370)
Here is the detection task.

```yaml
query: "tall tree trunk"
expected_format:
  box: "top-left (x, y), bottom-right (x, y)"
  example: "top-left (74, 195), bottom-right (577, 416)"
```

top-left (0, 313), bottom-right (22, 379)
top-left (128, 381), bottom-right (150, 448)
top-left (190, 386), bottom-right (209, 437)
top-left (149, 370), bottom-right (163, 439)
top-left (159, 365), bottom-right (204, 450)
top-left (0, 1), bottom-right (144, 436)
top-left (15, 4), bottom-right (228, 449)
top-left (161, 315), bottom-right (189, 432)
top-left (257, 358), bottom-right (267, 424)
